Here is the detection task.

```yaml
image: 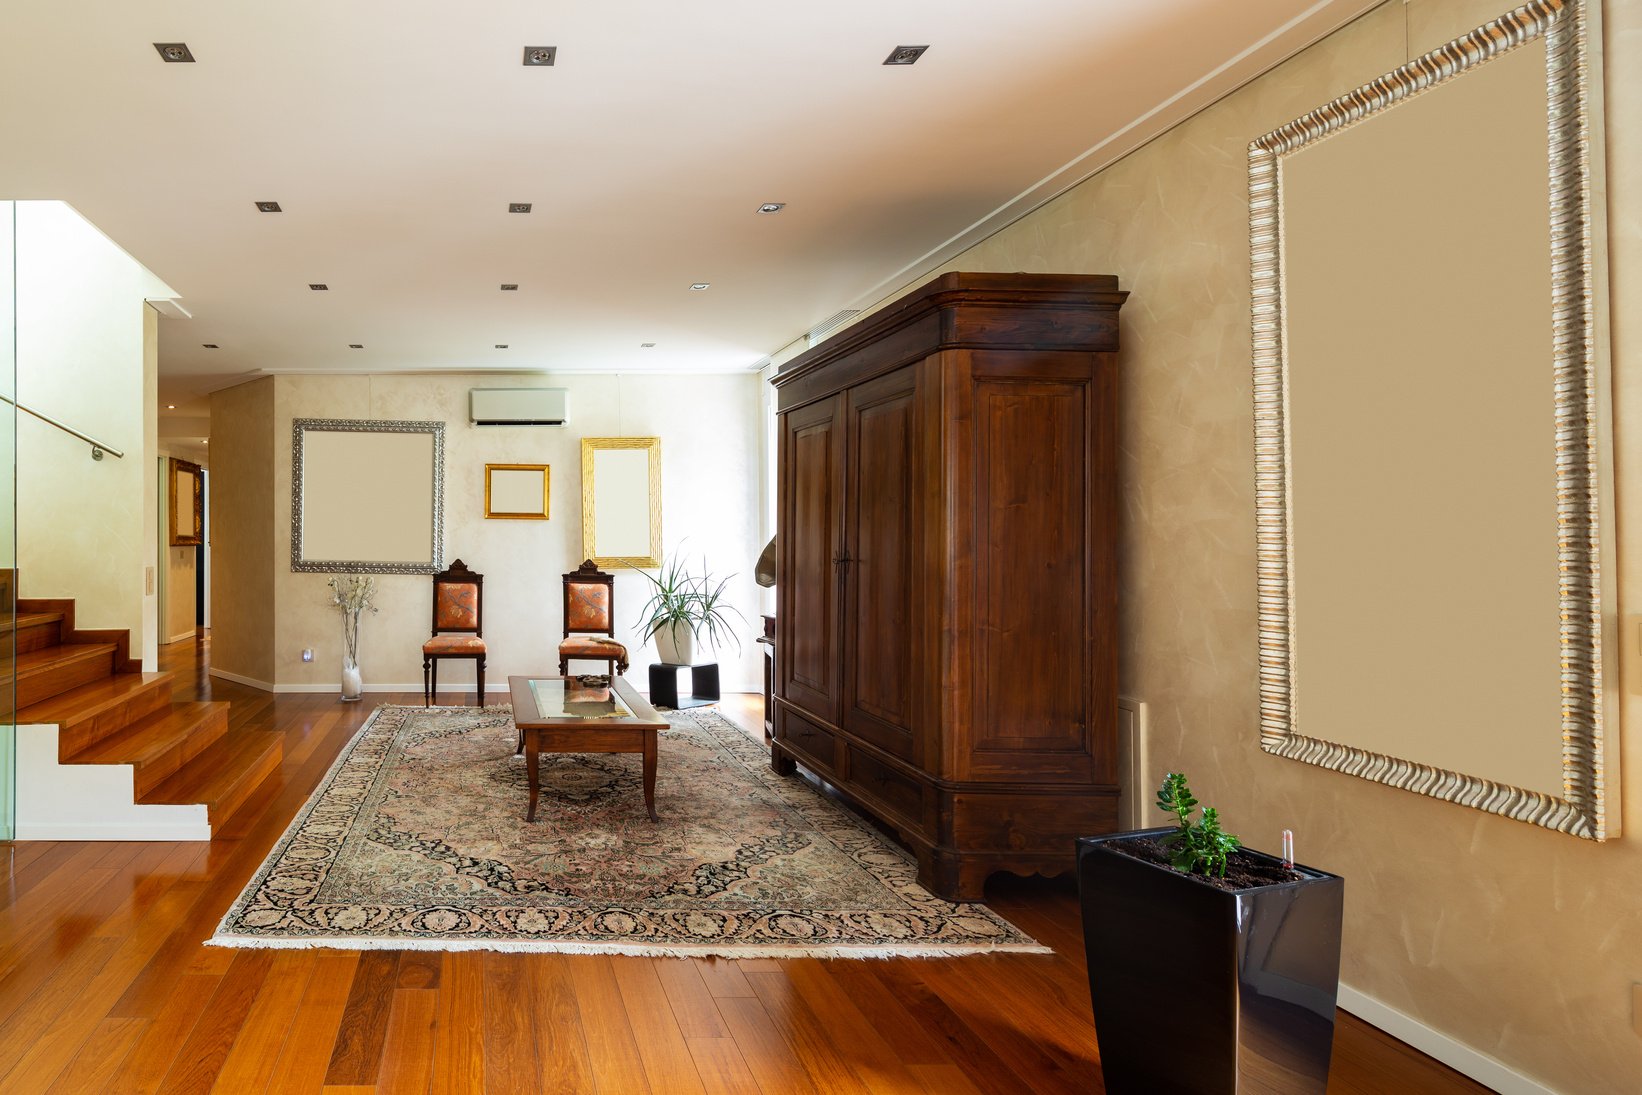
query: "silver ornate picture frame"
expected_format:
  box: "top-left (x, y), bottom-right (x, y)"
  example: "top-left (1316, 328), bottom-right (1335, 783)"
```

top-left (1248, 0), bottom-right (1615, 838)
top-left (291, 418), bottom-right (446, 574)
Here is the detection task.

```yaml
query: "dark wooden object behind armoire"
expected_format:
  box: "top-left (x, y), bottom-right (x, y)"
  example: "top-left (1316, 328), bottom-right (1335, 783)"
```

top-left (772, 272), bottom-right (1128, 901)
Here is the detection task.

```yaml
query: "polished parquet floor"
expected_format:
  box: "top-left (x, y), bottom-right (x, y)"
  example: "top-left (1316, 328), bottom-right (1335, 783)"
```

top-left (0, 635), bottom-right (1488, 1093)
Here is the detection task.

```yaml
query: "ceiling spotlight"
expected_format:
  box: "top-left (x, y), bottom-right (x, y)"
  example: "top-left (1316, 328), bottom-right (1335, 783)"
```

top-left (500, 284), bottom-right (519, 291)
top-left (640, 342), bottom-right (656, 348)
top-left (508, 202), bottom-right (532, 213)
top-left (309, 283), bottom-right (328, 291)
top-left (689, 283), bottom-right (710, 291)
top-left (522, 46), bottom-right (557, 67)
top-left (153, 42), bottom-right (195, 63)
top-left (495, 344), bottom-right (509, 349)
top-left (883, 45), bottom-right (929, 65)
top-left (254, 201), bottom-right (282, 213)
top-left (757, 203), bottom-right (786, 214)
top-left (348, 343), bottom-right (363, 349)
top-left (202, 343), bottom-right (219, 349)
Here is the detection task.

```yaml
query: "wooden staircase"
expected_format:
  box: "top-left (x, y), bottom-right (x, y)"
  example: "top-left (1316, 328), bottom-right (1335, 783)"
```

top-left (5, 596), bottom-right (282, 836)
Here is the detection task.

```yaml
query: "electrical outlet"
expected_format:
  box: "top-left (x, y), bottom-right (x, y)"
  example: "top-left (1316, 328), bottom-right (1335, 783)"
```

top-left (1633, 983), bottom-right (1642, 1037)
top-left (301, 649), bottom-right (314, 663)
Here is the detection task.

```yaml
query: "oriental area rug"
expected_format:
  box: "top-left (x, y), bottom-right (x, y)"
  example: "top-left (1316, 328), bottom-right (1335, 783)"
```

top-left (210, 704), bottom-right (1046, 958)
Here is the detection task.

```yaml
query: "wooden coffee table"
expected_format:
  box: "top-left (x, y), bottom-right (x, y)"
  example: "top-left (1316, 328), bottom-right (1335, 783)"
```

top-left (508, 675), bottom-right (670, 822)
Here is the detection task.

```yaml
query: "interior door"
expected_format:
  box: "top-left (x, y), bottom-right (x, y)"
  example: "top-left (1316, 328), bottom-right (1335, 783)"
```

top-left (842, 366), bottom-right (919, 762)
top-left (777, 394), bottom-right (845, 724)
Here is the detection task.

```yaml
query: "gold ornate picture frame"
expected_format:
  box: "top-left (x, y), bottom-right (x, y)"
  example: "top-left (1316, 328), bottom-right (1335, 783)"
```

top-left (580, 437), bottom-right (662, 569)
top-left (1248, 0), bottom-right (1615, 839)
top-left (484, 463), bottom-right (550, 520)
top-left (168, 457), bottom-right (203, 547)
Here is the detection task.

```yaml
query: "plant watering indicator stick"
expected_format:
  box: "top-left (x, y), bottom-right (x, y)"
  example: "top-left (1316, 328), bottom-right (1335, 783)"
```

top-left (1281, 829), bottom-right (1295, 870)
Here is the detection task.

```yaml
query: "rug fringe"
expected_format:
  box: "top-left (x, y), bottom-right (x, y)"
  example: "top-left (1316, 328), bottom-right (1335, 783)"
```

top-left (203, 934), bottom-right (1054, 960)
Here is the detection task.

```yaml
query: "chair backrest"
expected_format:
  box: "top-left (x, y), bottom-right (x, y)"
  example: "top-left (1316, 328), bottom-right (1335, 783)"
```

top-left (431, 559), bottom-right (483, 636)
top-left (562, 559), bottom-right (615, 638)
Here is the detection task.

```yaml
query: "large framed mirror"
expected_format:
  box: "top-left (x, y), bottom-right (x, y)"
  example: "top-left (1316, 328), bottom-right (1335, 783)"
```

top-left (291, 418), bottom-right (445, 573)
top-left (581, 437), bottom-right (661, 568)
top-left (1249, 0), bottom-right (1615, 838)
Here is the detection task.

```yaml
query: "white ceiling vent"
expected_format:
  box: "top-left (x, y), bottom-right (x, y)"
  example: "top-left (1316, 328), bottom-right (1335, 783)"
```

top-left (470, 387), bottom-right (569, 427)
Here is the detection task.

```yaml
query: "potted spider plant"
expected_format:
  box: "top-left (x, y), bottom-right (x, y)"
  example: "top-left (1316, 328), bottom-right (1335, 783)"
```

top-left (633, 553), bottom-right (745, 666)
top-left (1078, 774), bottom-right (1344, 1094)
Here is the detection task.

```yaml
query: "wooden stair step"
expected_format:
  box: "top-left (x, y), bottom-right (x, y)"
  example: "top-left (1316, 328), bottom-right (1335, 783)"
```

top-left (18, 671), bottom-right (176, 756)
top-left (66, 701), bottom-right (230, 798)
top-left (139, 729), bottom-right (284, 827)
top-left (0, 612), bottom-right (65, 659)
top-left (0, 611), bottom-right (63, 632)
top-left (6, 643), bottom-right (118, 708)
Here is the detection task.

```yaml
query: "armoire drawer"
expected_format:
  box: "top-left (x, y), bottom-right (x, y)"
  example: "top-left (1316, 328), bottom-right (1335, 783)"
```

top-left (844, 746), bottom-right (925, 829)
top-left (776, 706), bottom-right (839, 774)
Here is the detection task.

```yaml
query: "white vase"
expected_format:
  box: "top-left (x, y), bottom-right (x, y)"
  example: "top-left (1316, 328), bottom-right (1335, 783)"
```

top-left (655, 621), bottom-right (696, 666)
top-left (340, 656), bottom-right (363, 702)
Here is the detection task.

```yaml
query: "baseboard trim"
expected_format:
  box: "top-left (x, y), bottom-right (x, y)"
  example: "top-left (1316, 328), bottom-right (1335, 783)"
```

top-left (166, 630), bottom-right (197, 644)
top-left (209, 667), bottom-right (276, 692)
top-left (1338, 984), bottom-right (1556, 1094)
top-left (15, 819), bottom-right (212, 841)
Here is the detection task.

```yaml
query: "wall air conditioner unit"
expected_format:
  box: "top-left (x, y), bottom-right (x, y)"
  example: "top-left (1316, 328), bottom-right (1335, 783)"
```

top-left (469, 388), bottom-right (569, 427)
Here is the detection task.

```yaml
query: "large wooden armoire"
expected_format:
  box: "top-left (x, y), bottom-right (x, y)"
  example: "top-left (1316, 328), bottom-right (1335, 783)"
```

top-left (772, 272), bottom-right (1128, 901)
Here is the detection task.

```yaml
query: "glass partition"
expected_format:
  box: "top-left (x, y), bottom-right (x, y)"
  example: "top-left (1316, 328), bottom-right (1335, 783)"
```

top-left (1, 202), bottom-right (16, 840)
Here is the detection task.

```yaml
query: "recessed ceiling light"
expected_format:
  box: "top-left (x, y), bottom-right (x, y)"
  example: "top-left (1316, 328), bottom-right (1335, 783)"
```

top-left (640, 343), bottom-right (656, 348)
top-left (689, 283), bottom-right (710, 291)
top-left (495, 344), bottom-right (509, 349)
top-left (500, 284), bottom-right (519, 291)
top-left (202, 343), bottom-right (219, 349)
top-left (883, 45), bottom-right (929, 65)
top-left (153, 42), bottom-right (195, 63)
top-left (309, 284), bottom-right (328, 291)
top-left (522, 46), bottom-right (557, 67)
top-left (254, 201), bottom-right (282, 213)
top-left (167, 404), bottom-right (177, 410)
top-left (757, 203), bottom-right (786, 214)
top-left (508, 203), bottom-right (532, 213)
top-left (348, 344), bottom-right (363, 349)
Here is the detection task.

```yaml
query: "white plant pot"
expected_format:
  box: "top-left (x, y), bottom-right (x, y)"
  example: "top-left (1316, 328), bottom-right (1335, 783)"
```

top-left (655, 621), bottom-right (696, 666)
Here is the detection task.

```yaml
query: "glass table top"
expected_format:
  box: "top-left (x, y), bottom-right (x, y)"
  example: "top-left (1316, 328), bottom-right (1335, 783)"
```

top-left (525, 677), bottom-right (635, 720)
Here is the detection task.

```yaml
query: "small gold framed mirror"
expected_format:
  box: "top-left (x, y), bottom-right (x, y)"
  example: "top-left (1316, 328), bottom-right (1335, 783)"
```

top-left (169, 457), bottom-right (203, 546)
top-left (581, 437), bottom-right (661, 568)
top-left (484, 463), bottom-right (550, 520)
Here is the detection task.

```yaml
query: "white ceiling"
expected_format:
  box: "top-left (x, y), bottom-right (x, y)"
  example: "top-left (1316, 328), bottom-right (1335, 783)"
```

top-left (0, 0), bottom-right (1378, 418)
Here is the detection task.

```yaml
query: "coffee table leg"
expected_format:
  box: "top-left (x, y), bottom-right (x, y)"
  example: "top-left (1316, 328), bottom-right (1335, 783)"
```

top-left (643, 733), bottom-right (658, 821)
top-left (525, 745), bottom-right (540, 822)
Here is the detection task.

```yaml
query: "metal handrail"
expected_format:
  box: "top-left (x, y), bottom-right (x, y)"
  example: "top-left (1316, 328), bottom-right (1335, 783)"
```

top-left (0, 394), bottom-right (125, 460)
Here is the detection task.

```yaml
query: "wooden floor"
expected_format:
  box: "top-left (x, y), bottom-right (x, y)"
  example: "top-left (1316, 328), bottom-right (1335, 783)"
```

top-left (0, 636), bottom-right (1489, 1094)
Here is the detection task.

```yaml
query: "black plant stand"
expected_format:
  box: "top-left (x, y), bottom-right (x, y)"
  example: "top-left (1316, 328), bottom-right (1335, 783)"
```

top-left (648, 662), bottom-right (720, 710)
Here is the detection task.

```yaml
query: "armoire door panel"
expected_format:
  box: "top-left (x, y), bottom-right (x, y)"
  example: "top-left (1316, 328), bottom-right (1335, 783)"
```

top-left (843, 366), bottom-right (919, 761)
top-left (970, 378), bottom-right (1093, 764)
top-left (778, 396), bottom-right (845, 721)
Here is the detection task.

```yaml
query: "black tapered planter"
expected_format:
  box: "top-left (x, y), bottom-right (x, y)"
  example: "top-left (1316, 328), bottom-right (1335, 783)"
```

top-left (1078, 829), bottom-right (1344, 1095)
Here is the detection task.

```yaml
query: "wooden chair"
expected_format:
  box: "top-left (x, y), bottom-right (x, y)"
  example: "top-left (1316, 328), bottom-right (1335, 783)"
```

top-left (423, 559), bottom-right (485, 706)
top-left (559, 559), bottom-right (629, 678)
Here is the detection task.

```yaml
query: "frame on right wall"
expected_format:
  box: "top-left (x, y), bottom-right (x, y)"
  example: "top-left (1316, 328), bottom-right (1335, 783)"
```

top-left (1248, 0), bottom-right (1616, 839)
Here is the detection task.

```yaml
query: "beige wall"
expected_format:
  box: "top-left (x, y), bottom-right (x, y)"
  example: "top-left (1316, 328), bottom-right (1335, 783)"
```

top-left (209, 377), bottom-right (276, 683)
top-left (14, 202), bottom-right (169, 657)
top-left (842, 0), bottom-right (1641, 1090)
top-left (210, 371), bottom-right (764, 694)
